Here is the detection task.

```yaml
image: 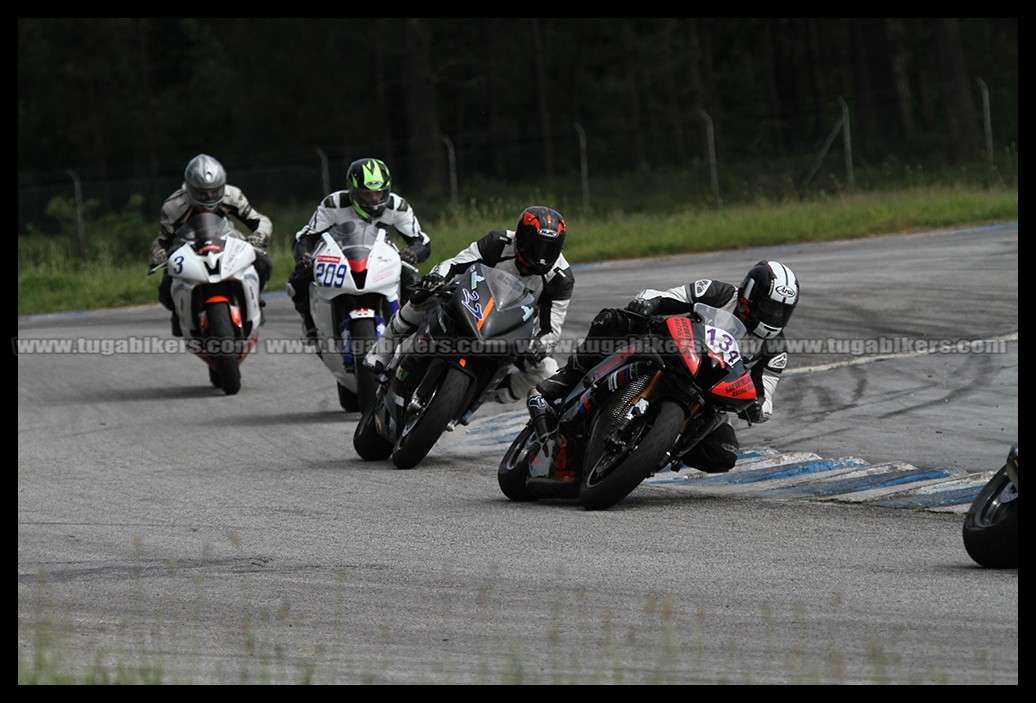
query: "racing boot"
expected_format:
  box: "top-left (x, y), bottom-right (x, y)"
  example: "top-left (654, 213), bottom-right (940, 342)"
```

top-left (525, 359), bottom-right (587, 440)
top-left (526, 389), bottom-right (557, 441)
top-left (294, 302), bottom-right (318, 345)
top-left (287, 274), bottom-right (317, 344)
top-left (492, 376), bottom-right (521, 404)
top-left (170, 312), bottom-right (182, 338)
top-left (533, 358), bottom-right (586, 406)
top-left (363, 310), bottom-right (418, 373)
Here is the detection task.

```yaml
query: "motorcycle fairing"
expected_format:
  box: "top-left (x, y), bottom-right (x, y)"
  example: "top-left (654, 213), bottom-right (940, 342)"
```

top-left (664, 312), bottom-right (755, 402)
top-left (666, 316), bottom-right (702, 375)
top-left (528, 435), bottom-right (577, 484)
top-left (447, 264), bottom-right (536, 342)
top-left (311, 228), bottom-right (402, 303)
top-left (709, 372), bottom-right (756, 400)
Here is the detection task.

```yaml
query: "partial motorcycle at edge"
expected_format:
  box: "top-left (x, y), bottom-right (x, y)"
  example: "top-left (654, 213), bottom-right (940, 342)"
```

top-left (963, 442), bottom-right (1018, 568)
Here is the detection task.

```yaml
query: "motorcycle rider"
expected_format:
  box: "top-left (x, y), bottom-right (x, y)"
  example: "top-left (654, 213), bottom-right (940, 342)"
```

top-left (363, 205), bottom-right (574, 404)
top-left (287, 157), bottom-right (432, 342)
top-left (149, 154), bottom-right (273, 337)
top-left (528, 260), bottom-right (799, 473)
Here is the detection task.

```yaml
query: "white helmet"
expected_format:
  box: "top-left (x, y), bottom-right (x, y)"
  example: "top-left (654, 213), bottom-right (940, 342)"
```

top-left (737, 260), bottom-right (799, 339)
top-left (184, 154), bottom-right (227, 211)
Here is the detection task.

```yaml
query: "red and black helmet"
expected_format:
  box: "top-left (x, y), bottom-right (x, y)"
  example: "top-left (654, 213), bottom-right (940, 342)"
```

top-left (513, 206), bottom-right (566, 275)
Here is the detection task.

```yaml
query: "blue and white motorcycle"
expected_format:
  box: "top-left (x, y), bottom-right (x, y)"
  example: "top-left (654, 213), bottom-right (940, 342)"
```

top-left (306, 221), bottom-right (408, 412)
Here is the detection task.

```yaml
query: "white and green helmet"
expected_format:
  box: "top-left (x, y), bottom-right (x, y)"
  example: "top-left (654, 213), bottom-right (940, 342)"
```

top-left (346, 158), bottom-right (392, 219)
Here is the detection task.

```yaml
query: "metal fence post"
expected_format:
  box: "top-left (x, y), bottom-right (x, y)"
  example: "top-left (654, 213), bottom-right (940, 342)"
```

top-left (574, 123), bottom-right (590, 216)
top-left (67, 168), bottom-right (87, 259)
top-left (838, 97), bottom-right (854, 194)
top-left (976, 77), bottom-right (995, 184)
top-left (316, 148), bottom-right (330, 196)
top-left (698, 110), bottom-right (720, 208)
top-left (442, 136), bottom-right (459, 206)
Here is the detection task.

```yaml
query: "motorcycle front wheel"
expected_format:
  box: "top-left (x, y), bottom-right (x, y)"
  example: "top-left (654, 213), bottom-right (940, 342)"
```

top-left (206, 302), bottom-right (241, 396)
top-left (579, 399), bottom-right (683, 511)
top-left (349, 317), bottom-right (381, 413)
top-left (391, 365), bottom-right (470, 470)
top-left (962, 464), bottom-right (1018, 568)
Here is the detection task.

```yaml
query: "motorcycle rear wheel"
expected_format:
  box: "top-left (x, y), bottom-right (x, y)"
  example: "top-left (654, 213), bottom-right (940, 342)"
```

top-left (962, 465), bottom-right (1018, 568)
top-left (579, 400), bottom-right (683, 511)
top-left (498, 425), bottom-right (539, 501)
top-left (353, 394), bottom-right (392, 460)
top-left (207, 302), bottom-right (241, 396)
top-left (391, 366), bottom-right (470, 470)
top-left (337, 382), bottom-right (359, 412)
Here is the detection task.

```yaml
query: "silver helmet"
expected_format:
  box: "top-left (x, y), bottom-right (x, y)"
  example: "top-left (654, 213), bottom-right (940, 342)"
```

top-left (184, 154), bottom-right (227, 211)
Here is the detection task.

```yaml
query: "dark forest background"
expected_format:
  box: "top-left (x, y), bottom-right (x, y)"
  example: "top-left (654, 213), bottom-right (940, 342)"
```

top-left (18, 18), bottom-right (1017, 236)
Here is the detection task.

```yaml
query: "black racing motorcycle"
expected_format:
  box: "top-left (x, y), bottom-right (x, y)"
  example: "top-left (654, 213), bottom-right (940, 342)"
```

top-left (353, 263), bottom-right (538, 469)
top-left (963, 443), bottom-right (1018, 568)
top-left (498, 303), bottom-right (760, 510)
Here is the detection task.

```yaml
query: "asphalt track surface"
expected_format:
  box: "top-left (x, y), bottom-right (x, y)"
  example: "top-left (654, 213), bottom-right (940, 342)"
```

top-left (17, 223), bottom-right (1017, 684)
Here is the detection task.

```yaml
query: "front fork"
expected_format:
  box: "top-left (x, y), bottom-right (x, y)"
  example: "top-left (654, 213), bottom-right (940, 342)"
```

top-left (602, 372), bottom-right (664, 452)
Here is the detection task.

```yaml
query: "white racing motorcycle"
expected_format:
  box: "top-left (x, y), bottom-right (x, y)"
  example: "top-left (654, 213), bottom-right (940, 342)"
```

top-left (303, 220), bottom-right (409, 412)
top-left (148, 211), bottom-right (264, 396)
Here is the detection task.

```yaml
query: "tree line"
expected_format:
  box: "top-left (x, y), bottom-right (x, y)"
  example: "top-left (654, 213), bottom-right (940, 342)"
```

top-left (18, 18), bottom-right (1017, 232)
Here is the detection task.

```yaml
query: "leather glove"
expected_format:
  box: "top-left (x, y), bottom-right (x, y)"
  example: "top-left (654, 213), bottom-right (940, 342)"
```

top-left (247, 232), bottom-right (268, 249)
top-left (419, 272), bottom-right (445, 290)
top-left (739, 397), bottom-right (770, 424)
top-left (399, 245), bottom-right (421, 265)
top-left (516, 338), bottom-right (548, 371)
top-left (410, 271), bottom-right (445, 304)
top-left (150, 248), bottom-right (168, 266)
top-left (626, 297), bottom-right (660, 317)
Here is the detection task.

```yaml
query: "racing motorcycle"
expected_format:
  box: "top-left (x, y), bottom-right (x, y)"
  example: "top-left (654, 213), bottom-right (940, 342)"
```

top-left (498, 303), bottom-right (759, 510)
top-left (303, 221), bottom-right (406, 412)
top-left (353, 262), bottom-right (538, 470)
top-left (148, 212), bottom-right (263, 396)
top-left (963, 443), bottom-right (1018, 568)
